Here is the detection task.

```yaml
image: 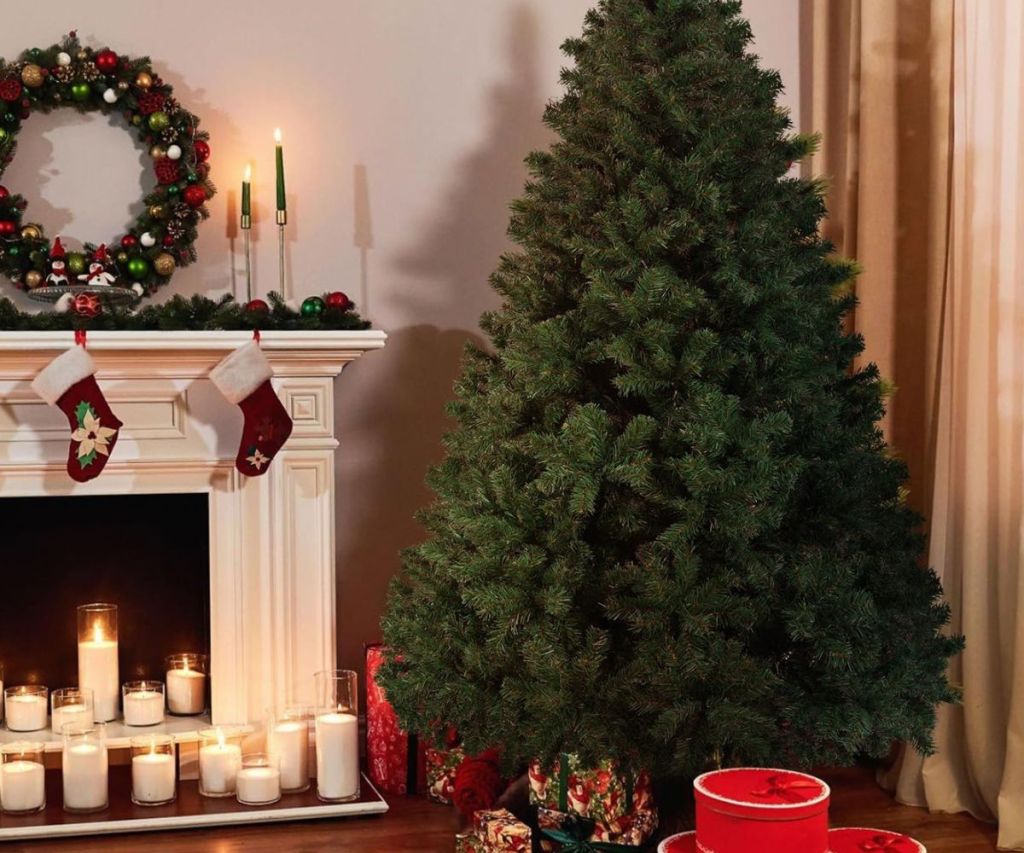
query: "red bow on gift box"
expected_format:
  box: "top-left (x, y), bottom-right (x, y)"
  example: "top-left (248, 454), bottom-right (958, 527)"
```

top-left (859, 836), bottom-right (912, 851)
top-left (750, 775), bottom-right (823, 803)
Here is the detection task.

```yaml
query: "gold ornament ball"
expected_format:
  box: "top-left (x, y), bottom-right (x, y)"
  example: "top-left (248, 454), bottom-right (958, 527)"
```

top-left (117, 80), bottom-right (129, 92)
top-left (20, 224), bottom-right (41, 240)
top-left (150, 144), bottom-right (167, 160)
top-left (153, 252), bottom-right (176, 276)
top-left (116, 251), bottom-right (129, 264)
top-left (24, 270), bottom-right (43, 289)
top-left (76, 49), bottom-right (88, 61)
top-left (148, 203), bottom-right (167, 219)
top-left (21, 64), bottom-right (44, 88)
top-left (135, 71), bottom-right (153, 89)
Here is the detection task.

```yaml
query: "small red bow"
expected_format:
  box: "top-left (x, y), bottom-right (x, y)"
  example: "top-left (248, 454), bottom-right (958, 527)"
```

top-left (859, 836), bottom-right (911, 851)
top-left (750, 775), bottom-right (822, 803)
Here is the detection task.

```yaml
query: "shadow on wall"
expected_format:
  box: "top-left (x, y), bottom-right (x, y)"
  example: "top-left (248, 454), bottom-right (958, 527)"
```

top-left (333, 2), bottom-right (556, 674)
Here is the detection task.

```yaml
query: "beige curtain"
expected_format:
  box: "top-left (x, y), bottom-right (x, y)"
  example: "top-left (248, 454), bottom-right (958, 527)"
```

top-left (809, 1), bottom-right (1024, 849)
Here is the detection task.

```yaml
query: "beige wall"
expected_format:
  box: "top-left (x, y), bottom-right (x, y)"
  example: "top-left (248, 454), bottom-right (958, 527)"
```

top-left (0, 0), bottom-right (800, 675)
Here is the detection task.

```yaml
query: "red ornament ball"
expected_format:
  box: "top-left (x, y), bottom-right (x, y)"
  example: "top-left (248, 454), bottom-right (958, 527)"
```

top-left (183, 184), bottom-right (206, 208)
top-left (162, 235), bottom-right (175, 247)
top-left (0, 185), bottom-right (8, 201)
top-left (154, 158), bottom-right (181, 186)
top-left (245, 299), bottom-right (269, 314)
top-left (326, 291), bottom-right (351, 311)
top-left (194, 140), bottom-right (210, 162)
top-left (0, 220), bottom-right (16, 236)
top-left (95, 50), bottom-right (119, 73)
top-left (0, 79), bottom-right (22, 102)
top-left (73, 293), bottom-right (101, 318)
top-left (120, 234), bottom-right (138, 249)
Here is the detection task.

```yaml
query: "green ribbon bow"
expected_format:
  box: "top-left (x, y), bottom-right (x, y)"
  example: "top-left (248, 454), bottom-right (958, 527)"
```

top-left (541, 815), bottom-right (644, 852)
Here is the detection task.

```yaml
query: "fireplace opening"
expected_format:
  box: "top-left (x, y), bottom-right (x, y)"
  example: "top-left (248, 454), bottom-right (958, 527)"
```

top-left (0, 493), bottom-right (210, 692)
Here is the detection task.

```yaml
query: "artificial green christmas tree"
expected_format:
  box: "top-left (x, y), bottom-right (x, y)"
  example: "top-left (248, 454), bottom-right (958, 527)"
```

top-left (380, 0), bottom-right (961, 779)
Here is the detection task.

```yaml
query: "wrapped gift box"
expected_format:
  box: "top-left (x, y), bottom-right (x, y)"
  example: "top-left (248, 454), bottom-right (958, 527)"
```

top-left (694, 767), bottom-right (830, 853)
top-left (426, 744), bottom-right (466, 805)
top-left (365, 643), bottom-right (427, 795)
top-left (538, 806), bottom-right (657, 850)
top-left (455, 808), bottom-right (531, 852)
top-left (828, 827), bottom-right (926, 852)
top-left (529, 754), bottom-right (656, 830)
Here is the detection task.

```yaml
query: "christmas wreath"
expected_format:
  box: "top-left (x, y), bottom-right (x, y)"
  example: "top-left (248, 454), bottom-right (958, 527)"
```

top-left (0, 32), bottom-right (214, 300)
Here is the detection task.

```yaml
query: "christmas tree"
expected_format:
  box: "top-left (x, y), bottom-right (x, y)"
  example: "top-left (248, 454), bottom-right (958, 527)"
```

top-left (379, 0), bottom-right (961, 778)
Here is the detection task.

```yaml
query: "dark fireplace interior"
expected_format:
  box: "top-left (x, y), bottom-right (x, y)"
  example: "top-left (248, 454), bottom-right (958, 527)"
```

top-left (0, 493), bottom-right (210, 689)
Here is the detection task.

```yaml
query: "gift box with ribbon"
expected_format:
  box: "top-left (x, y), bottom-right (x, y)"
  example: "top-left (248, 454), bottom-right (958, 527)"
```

top-left (455, 808), bottom-right (532, 852)
top-left (365, 643), bottom-right (428, 795)
top-left (530, 753), bottom-right (657, 850)
top-left (427, 743), bottom-right (466, 805)
top-left (828, 827), bottom-right (926, 852)
top-left (693, 767), bottom-right (830, 853)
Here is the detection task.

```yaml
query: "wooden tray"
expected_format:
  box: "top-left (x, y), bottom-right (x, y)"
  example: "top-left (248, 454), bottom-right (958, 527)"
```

top-left (0, 767), bottom-right (388, 841)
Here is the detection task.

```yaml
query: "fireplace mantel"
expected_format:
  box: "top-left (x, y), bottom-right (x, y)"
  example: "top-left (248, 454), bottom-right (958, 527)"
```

top-left (0, 329), bottom-right (386, 725)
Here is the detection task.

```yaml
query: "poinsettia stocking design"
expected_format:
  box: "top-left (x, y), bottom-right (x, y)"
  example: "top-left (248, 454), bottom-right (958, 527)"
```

top-left (209, 341), bottom-right (293, 477)
top-left (32, 345), bottom-right (122, 482)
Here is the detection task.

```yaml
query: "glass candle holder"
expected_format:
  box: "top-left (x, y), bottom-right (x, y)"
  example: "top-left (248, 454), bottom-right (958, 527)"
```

top-left (131, 735), bottom-right (176, 806)
top-left (236, 752), bottom-right (281, 806)
top-left (52, 687), bottom-right (94, 735)
top-left (314, 670), bottom-right (359, 803)
top-left (0, 742), bottom-right (45, 814)
top-left (0, 662), bottom-right (5, 724)
top-left (77, 603), bottom-right (119, 722)
top-left (165, 653), bottom-right (207, 716)
top-left (198, 726), bottom-right (243, 798)
top-left (5, 686), bottom-right (48, 732)
top-left (269, 705), bottom-right (311, 793)
top-left (123, 681), bottom-right (165, 727)
top-left (62, 723), bottom-right (108, 813)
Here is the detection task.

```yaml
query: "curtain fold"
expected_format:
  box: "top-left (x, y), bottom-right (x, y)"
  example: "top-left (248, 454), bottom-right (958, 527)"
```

top-left (809, 1), bottom-right (1024, 849)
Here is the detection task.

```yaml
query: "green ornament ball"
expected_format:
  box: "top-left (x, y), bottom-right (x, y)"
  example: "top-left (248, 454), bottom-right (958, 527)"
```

top-left (126, 256), bottom-right (150, 279)
top-left (0, 128), bottom-right (8, 142)
top-left (147, 111), bottom-right (170, 131)
top-left (67, 252), bottom-right (87, 275)
top-left (28, 250), bottom-right (44, 265)
top-left (167, 185), bottom-right (180, 196)
top-left (7, 245), bottom-right (20, 257)
top-left (70, 82), bottom-right (91, 102)
top-left (301, 296), bottom-right (326, 317)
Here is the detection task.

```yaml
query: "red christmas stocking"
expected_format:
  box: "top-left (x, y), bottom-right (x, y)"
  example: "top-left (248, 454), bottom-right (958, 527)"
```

top-left (31, 345), bottom-right (123, 482)
top-left (209, 341), bottom-right (293, 477)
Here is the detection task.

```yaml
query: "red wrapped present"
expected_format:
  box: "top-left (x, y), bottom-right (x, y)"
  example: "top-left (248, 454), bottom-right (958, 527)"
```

top-left (365, 643), bottom-right (427, 795)
top-left (531, 752), bottom-right (656, 849)
top-left (694, 767), bottom-right (830, 853)
top-left (828, 827), bottom-right (926, 852)
top-left (426, 744), bottom-right (466, 804)
top-left (658, 831), bottom-right (696, 853)
top-left (470, 808), bottom-right (531, 851)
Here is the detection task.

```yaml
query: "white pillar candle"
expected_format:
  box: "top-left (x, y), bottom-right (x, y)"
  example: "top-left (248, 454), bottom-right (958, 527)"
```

top-left (199, 740), bottom-right (242, 796)
top-left (123, 690), bottom-right (164, 727)
top-left (62, 742), bottom-right (108, 812)
top-left (131, 752), bottom-right (176, 805)
top-left (78, 636), bottom-right (118, 722)
top-left (0, 760), bottom-right (45, 813)
top-left (6, 694), bottom-right (48, 732)
top-left (165, 669), bottom-right (205, 715)
top-left (315, 712), bottom-right (359, 801)
top-left (271, 720), bottom-right (309, 791)
top-left (236, 765), bottom-right (281, 805)
top-left (52, 702), bottom-right (90, 735)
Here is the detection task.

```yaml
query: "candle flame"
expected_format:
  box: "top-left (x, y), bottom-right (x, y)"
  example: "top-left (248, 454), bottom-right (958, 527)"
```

top-left (244, 163), bottom-right (252, 182)
top-left (274, 127), bottom-right (282, 144)
top-left (216, 728), bottom-right (226, 749)
top-left (92, 622), bottom-right (104, 643)
top-left (149, 737), bottom-right (157, 756)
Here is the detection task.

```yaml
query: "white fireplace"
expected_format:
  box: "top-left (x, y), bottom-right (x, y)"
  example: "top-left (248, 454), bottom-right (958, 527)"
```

top-left (0, 330), bottom-right (385, 727)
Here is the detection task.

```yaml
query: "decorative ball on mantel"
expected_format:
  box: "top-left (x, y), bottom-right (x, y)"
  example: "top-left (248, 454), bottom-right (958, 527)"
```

top-left (194, 139), bottom-right (210, 162)
top-left (0, 220), bottom-right (16, 236)
top-left (0, 185), bottom-right (9, 201)
top-left (95, 49), bottom-right (118, 73)
top-left (70, 82), bottom-right (91, 102)
top-left (67, 252), bottom-right (87, 275)
top-left (301, 296), bottom-right (326, 317)
top-left (20, 224), bottom-right (41, 240)
top-left (126, 256), bottom-right (150, 279)
top-left (24, 270), bottom-right (43, 289)
top-left (326, 291), bottom-right (351, 311)
top-left (152, 252), bottom-right (175, 276)
top-left (246, 298), bottom-right (270, 315)
top-left (183, 184), bottom-right (206, 208)
top-left (21, 64), bottom-right (45, 88)
top-left (135, 71), bottom-right (153, 89)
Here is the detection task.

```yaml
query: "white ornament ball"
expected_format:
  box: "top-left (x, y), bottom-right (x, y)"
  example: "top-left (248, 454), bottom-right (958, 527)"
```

top-left (140, 232), bottom-right (156, 248)
top-left (55, 293), bottom-right (75, 313)
top-left (131, 283), bottom-right (145, 297)
top-left (56, 52), bottom-right (72, 67)
top-left (166, 144), bottom-right (182, 161)
top-left (102, 88), bottom-right (118, 104)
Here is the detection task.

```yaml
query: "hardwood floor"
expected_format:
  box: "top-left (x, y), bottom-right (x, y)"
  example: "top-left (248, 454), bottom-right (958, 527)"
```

top-left (8, 765), bottom-right (997, 853)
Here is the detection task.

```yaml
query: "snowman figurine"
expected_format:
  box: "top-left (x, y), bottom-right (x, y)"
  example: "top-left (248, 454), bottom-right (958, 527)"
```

top-left (78, 244), bottom-right (117, 287)
top-left (45, 237), bottom-right (70, 287)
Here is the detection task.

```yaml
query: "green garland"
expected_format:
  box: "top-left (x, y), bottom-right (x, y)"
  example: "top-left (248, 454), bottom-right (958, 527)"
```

top-left (0, 32), bottom-right (214, 296)
top-left (0, 292), bottom-right (370, 331)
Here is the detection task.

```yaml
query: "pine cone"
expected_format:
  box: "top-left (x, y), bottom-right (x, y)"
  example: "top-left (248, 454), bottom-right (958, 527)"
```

top-left (154, 158), bottom-right (180, 185)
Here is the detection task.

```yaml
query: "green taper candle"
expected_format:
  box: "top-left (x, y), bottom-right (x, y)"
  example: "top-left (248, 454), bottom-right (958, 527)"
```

top-left (274, 128), bottom-right (286, 212)
top-left (241, 164), bottom-right (252, 218)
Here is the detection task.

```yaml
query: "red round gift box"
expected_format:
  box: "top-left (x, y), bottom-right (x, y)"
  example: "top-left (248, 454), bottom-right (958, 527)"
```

top-left (659, 830), bottom-right (696, 853)
top-left (828, 827), bottom-right (926, 852)
top-left (694, 767), bottom-right (830, 853)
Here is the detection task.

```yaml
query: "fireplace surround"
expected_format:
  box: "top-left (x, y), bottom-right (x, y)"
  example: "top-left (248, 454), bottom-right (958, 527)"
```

top-left (0, 330), bottom-right (386, 727)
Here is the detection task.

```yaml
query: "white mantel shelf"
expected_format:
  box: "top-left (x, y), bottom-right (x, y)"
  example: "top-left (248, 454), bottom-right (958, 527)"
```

top-left (0, 330), bottom-right (387, 351)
